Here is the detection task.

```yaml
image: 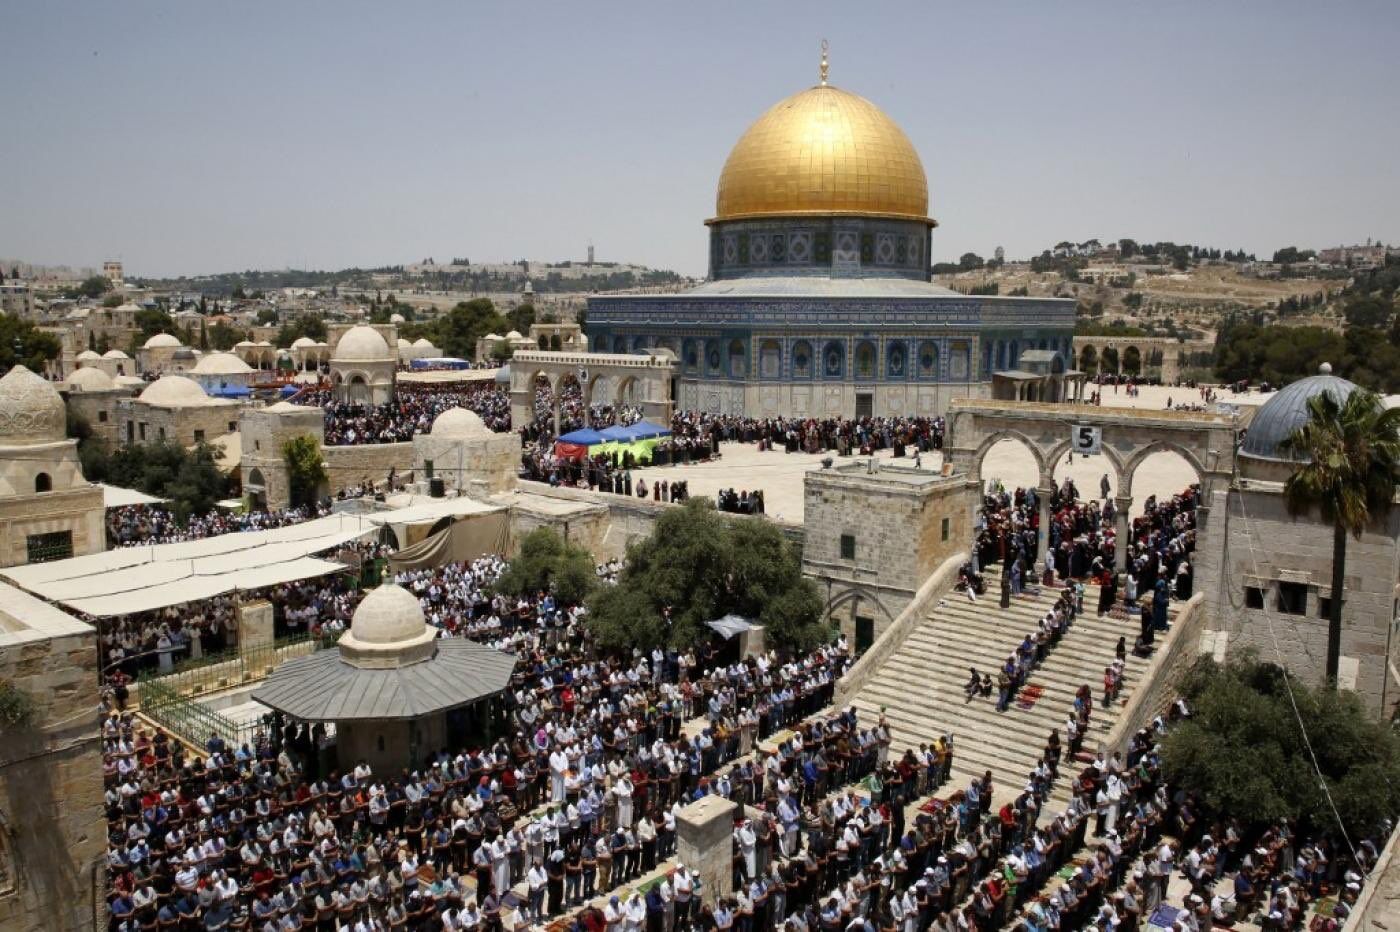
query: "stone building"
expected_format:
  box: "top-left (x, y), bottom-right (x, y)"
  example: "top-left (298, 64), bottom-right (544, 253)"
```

top-left (189, 350), bottom-right (256, 395)
top-left (239, 401), bottom-right (327, 511)
top-left (136, 331), bottom-right (185, 375)
top-left (61, 365), bottom-right (132, 445)
top-left (117, 375), bottom-right (242, 447)
top-left (802, 461), bottom-right (975, 649)
top-left (0, 581), bottom-right (104, 932)
top-left (330, 325), bottom-right (396, 405)
top-left (413, 408), bottom-right (521, 496)
top-left (0, 366), bottom-right (105, 568)
top-left (586, 62), bottom-right (1074, 419)
top-left (1200, 365), bottom-right (1400, 716)
top-left (252, 583), bottom-right (516, 774)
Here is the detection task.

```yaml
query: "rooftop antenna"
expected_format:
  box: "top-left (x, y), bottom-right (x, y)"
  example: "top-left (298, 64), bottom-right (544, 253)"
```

top-left (819, 39), bottom-right (829, 85)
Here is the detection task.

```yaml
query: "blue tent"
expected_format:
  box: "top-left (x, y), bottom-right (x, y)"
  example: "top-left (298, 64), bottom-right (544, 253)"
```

top-left (278, 384), bottom-right (301, 397)
top-left (557, 428), bottom-right (608, 446)
top-left (626, 419), bottom-right (671, 440)
top-left (597, 425), bottom-right (634, 442)
top-left (210, 385), bottom-right (251, 398)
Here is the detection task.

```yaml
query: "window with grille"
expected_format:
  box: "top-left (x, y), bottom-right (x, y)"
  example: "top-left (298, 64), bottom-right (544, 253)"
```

top-left (26, 530), bottom-right (73, 564)
top-left (840, 534), bottom-right (856, 560)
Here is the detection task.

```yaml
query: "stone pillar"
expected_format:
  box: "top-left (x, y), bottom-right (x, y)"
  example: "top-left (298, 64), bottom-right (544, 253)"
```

top-left (1113, 496), bottom-right (1132, 570)
top-left (552, 396), bottom-right (562, 439)
top-left (237, 600), bottom-right (275, 653)
top-left (676, 794), bottom-right (738, 907)
top-left (737, 625), bottom-right (766, 660)
top-left (1037, 484), bottom-right (1054, 560)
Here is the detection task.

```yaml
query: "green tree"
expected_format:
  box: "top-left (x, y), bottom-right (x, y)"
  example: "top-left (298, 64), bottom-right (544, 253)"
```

top-left (431, 298), bottom-right (509, 358)
top-left (84, 440), bottom-right (226, 522)
top-left (102, 293), bottom-right (123, 308)
top-left (0, 313), bottom-right (62, 370)
top-left (492, 528), bottom-right (597, 606)
top-left (208, 323), bottom-right (245, 351)
top-left (1162, 653), bottom-right (1400, 839)
top-left (508, 302), bottom-right (536, 334)
top-left (1278, 387), bottom-right (1400, 684)
top-left (76, 275), bottom-right (111, 299)
top-left (958, 252), bottom-right (984, 271)
top-left (256, 308), bottom-right (279, 325)
top-left (275, 314), bottom-right (327, 347)
top-left (281, 435), bottom-right (327, 510)
top-left (586, 499), bottom-right (829, 653)
top-left (134, 308), bottom-right (176, 341)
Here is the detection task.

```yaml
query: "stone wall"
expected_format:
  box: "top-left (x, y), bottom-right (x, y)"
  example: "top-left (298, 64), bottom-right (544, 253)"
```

top-left (0, 590), bottom-right (105, 931)
top-left (803, 464), bottom-right (975, 641)
top-left (119, 401), bottom-right (241, 448)
top-left (239, 405), bottom-right (325, 511)
top-left (65, 392), bottom-right (123, 446)
top-left (1098, 594), bottom-right (1207, 757)
top-left (0, 485), bottom-right (105, 568)
top-left (834, 552), bottom-right (966, 704)
top-left (413, 432), bottom-right (521, 496)
top-left (322, 442), bottom-right (417, 497)
top-left (1214, 483), bottom-right (1400, 718)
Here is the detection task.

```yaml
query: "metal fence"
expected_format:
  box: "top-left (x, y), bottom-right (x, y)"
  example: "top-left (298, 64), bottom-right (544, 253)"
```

top-left (138, 676), bottom-right (269, 750)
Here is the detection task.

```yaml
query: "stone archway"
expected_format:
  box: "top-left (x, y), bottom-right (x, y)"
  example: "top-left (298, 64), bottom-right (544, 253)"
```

top-left (510, 349), bottom-right (676, 438)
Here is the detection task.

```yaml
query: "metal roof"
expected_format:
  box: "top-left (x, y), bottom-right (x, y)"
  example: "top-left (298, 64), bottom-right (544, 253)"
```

top-left (1240, 372), bottom-right (1357, 462)
top-left (252, 639), bottom-right (517, 722)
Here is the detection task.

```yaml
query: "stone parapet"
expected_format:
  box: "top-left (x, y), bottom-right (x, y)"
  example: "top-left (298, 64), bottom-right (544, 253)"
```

top-left (1097, 593), bottom-right (1207, 756)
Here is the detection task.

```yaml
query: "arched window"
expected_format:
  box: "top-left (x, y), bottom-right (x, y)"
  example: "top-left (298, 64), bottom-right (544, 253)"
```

top-left (886, 342), bottom-right (907, 379)
top-left (996, 341), bottom-right (1007, 371)
top-left (918, 341), bottom-right (939, 380)
top-left (34, 473), bottom-right (52, 493)
top-left (706, 342), bottom-right (723, 375)
top-left (791, 341), bottom-right (813, 379)
top-left (821, 341), bottom-right (845, 379)
top-left (728, 339), bottom-right (747, 378)
top-left (1009, 340), bottom-right (1020, 368)
top-left (759, 340), bottom-right (781, 379)
top-left (854, 341), bottom-right (876, 380)
top-left (682, 339), bottom-right (698, 372)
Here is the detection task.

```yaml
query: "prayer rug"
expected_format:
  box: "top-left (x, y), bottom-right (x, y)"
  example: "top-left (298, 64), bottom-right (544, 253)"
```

top-left (1015, 683), bottom-right (1045, 711)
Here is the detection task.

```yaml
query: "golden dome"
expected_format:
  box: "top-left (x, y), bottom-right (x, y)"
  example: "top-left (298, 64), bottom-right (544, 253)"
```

top-left (712, 84), bottom-right (932, 225)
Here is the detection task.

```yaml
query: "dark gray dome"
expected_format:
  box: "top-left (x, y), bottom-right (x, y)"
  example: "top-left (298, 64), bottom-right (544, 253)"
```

top-left (1240, 366), bottom-right (1357, 462)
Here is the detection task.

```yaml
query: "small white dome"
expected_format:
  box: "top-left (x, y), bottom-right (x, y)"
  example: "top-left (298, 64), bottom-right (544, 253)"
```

top-left (143, 332), bottom-right (182, 349)
top-left (139, 375), bottom-right (210, 406)
top-left (389, 312), bottom-right (405, 324)
top-left (0, 366), bottom-right (68, 445)
top-left (348, 583), bottom-right (427, 645)
top-left (483, 333), bottom-right (502, 341)
top-left (290, 336), bottom-right (317, 349)
top-left (430, 407), bottom-right (491, 438)
top-left (102, 349), bottom-right (130, 359)
top-left (234, 340), bottom-right (255, 348)
top-left (333, 325), bottom-right (392, 361)
top-left (67, 366), bottom-right (116, 391)
top-left (397, 338), bottom-right (411, 348)
top-left (76, 349), bottom-right (102, 361)
top-left (192, 352), bottom-right (254, 375)
top-left (505, 330), bottom-right (523, 340)
top-left (413, 338), bottom-right (436, 350)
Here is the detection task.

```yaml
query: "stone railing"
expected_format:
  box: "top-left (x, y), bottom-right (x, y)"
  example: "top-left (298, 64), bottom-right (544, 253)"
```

top-left (1096, 592), bottom-right (1207, 755)
top-left (834, 552), bottom-right (966, 704)
top-left (1343, 820), bottom-right (1400, 930)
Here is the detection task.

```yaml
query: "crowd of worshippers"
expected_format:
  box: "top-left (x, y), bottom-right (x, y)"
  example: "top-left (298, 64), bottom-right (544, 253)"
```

top-left (100, 570), bottom-right (854, 932)
top-left (107, 503), bottom-right (328, 548)
top-left (668, 412), bottom-right (945, 458)
top-left (716, 489), bottom-right (765, 516)
top-left (300, 382), bottom-right (512, 445)
top-left (96, 542), bottom-right (388, 678)
top-left (518, 449), bottom-right (693, 504)
top-left (515, 378), bottom-right (643, 446)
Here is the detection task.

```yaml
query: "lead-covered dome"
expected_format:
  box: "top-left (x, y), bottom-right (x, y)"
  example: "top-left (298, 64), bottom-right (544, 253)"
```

top-left (712, 83), bottom-right (932, 225)
top-left (333, 325), bottom-right (392, 361)
top-left (337, 583), bottom-right (437, 669)
top-left (1240, 364), bottom-right (1359, 464)
top-left (67, 366), bottom-right (116, 391)
top-left (0, 365), bottom-right (68, 445)
top-left (143, 332), bottom-right (182, 349)
top-left (192, 352), bottom-right (254, 375)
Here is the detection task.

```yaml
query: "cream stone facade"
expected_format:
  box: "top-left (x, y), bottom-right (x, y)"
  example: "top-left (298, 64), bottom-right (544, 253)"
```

top-left (136, 331), bottom-right (185, 375)
top-left (117, 375), bottom-right (242, 447)
top-left (239, 402), bottom-right (326, 511)
top-left (330, 325), bottom-right (396, 405)
top-left (413, 408), bottom-right (521, 496)
top-left (0, 583), bottom-right (105, 932)
top-left (61, 366), bottom-right (132, 446)
top-left (0, 366), bottom-right (105, 568)
top-left (803, 462), bottom-right (975, 645)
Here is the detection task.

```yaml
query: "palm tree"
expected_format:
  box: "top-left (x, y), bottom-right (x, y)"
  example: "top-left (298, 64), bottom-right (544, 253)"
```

top-left (1278, 387), bottom-right (1400, 686)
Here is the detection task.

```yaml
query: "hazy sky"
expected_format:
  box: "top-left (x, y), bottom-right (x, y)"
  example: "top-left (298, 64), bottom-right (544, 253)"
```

top-left (3, 1), bottom-right (1397, 279)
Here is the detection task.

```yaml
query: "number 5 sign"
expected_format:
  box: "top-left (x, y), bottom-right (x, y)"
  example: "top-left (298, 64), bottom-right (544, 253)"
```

top-left (1073, 424), bottom-right (1102, 454)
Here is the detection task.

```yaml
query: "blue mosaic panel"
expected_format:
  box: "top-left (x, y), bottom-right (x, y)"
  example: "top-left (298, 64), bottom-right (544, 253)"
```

top-left (788, 231), bottom-right (811, 263)
top-left (876, 233), bottom-right (896, 266)
top-left (886, 340), bottom-right (908, 379)
top-left (792, 340), bottom-right (813, 379)
top-left (822, 340), bottom-right (845, 379)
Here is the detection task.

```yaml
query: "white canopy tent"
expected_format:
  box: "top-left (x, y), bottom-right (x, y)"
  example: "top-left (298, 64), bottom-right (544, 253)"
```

top-left (1, 513), bottom-right (379, 618)
top-left (100, 484), bottom-right (165, 509)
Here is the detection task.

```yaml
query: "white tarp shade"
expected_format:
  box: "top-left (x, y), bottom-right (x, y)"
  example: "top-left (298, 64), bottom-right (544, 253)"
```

top-left (1, 513), bottom-right (379, 616)
top-left (61, 557), bottom-right (346, 618)
top-left (705, 614), bottom-right (753, 640)
top-left (362, 497), bottom-right (506, 527)
top-left (101, 484), bottom-right (164, 509)
top-left (2, 513), bottom-right (376, 589)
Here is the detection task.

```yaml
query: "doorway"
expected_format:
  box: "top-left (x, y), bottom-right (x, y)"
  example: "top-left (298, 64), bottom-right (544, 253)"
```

top-left (855, 616), bottom-right (875, 654)
top-left (855, 392), bottom-right (873, 419)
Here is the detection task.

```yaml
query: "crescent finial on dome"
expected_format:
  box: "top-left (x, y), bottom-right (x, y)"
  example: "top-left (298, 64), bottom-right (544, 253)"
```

top-left (820, 39), bottom-right (829, 86)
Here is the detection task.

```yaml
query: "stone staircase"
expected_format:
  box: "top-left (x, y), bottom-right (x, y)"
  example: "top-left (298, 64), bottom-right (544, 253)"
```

top-left (850, 566), bottom-right (1162, 810)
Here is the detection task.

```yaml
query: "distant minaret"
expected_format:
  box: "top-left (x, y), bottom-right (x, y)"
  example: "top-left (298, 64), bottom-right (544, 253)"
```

top-left (587, 242), bottom-right (595, 266)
